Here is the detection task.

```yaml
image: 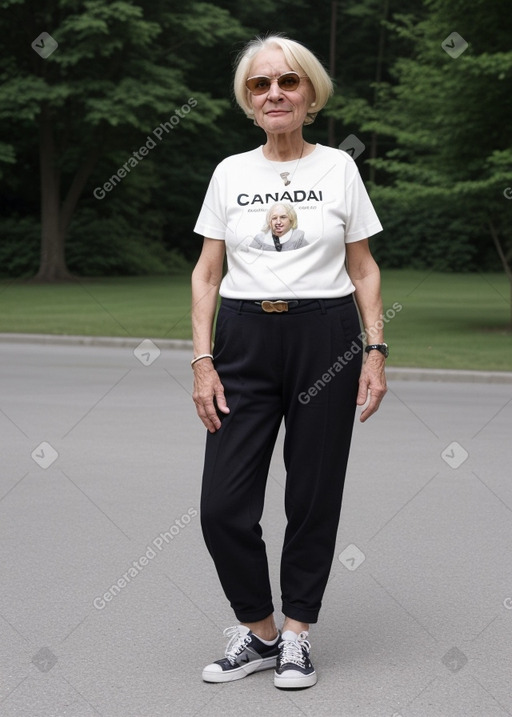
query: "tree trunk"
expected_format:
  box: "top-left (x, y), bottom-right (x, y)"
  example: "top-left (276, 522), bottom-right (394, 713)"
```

top-left (34, 107), bottom-right (74, 281)
top-left (369, 0), bottom-right (390, 183)
top-left (327, 0), bottom-right (338, 147)
top-left (34, 107), bottom-right (102, 282)
top-left (488, 218), bottom-right (512, 329)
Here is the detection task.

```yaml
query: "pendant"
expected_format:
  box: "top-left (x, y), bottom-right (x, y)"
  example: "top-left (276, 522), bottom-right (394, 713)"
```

top-left (280, 172), bottom-right (291, 186)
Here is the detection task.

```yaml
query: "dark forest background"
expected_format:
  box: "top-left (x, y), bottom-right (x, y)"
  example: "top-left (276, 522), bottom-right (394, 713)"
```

top-left (0, 0), bottom-right (511, 287)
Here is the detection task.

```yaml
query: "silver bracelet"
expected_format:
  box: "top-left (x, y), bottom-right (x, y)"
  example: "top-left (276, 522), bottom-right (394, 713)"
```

top-left (190, 353), bottom-right (214, 368)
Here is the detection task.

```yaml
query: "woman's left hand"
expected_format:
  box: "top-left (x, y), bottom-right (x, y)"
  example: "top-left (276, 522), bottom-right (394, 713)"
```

top-left (356, 353), bottom-right (387, 422)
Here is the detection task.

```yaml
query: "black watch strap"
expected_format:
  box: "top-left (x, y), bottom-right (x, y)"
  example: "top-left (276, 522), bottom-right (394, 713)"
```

top-left (365, 343), bottom-right (389, 358)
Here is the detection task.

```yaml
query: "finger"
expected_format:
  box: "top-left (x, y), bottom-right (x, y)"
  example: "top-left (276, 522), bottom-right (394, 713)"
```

top-left (196, 399), bottom-right (222, 432)
top-left (214, 389), bottom-right (230, 415)
top-left (359, 402), bottom-right (376, 423)
top-left (359, 389), bottom-right (385, 422)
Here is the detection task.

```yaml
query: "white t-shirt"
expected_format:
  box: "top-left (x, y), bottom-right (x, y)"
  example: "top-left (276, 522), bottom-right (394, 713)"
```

top-left (193, 143), bottom-right (382, 299)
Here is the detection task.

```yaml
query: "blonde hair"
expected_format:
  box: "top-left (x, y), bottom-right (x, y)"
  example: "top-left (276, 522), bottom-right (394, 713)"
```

top-left (234, 35), bottom-right (333, 126)
top-left (263, 203), bottom-right (298, 231)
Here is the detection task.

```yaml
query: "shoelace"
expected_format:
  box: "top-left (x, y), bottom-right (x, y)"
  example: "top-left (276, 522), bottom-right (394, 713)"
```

top-left (223, 626), bottom-right (252, 665)
top-left (279, 632), bottom-right (311, 668)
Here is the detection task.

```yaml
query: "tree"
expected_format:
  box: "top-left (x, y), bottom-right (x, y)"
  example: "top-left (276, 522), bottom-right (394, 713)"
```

top-left (0, 0), bottom-right (244, 280)
top-left (336, 0), bottom-right (512, 323)
top-left (323, 0), bottom-right (423, 181)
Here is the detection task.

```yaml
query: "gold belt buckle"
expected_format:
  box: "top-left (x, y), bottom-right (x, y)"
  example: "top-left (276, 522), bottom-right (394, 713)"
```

top-left (261, 300), bottom-right (289, 313)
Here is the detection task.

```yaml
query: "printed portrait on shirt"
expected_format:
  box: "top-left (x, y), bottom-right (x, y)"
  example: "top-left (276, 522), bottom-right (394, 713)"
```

top-left (249, 203), bottom-right (309, 252)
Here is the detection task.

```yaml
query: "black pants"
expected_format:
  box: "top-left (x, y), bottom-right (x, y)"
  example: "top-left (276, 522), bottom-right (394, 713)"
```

top-left (200, 296), bottom-right (362, 624)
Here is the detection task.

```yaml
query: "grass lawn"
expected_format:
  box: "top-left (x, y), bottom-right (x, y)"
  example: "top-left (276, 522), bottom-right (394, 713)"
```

top-left (380, 270), bottom-right (511, 371)
top-left (0, 275), bottom-right (193, 341)
top-left (1, 270), bottom-right (511, 371)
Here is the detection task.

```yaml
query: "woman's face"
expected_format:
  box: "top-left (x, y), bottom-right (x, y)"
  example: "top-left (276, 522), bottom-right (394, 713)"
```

top-left (247, 48), bottom-right (315, 135)
top-left (270, 206), bottom-right (292, 236)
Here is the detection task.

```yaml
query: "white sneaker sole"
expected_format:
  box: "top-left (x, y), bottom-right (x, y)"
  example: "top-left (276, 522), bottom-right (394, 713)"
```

top-left (202, 655), bottom-right (277, 683)
top-left (274, 669), bottom-right (317, 689)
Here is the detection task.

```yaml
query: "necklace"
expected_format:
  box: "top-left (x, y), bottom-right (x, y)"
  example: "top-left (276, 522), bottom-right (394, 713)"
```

top-left (264, 142), bottom-right (305, 186)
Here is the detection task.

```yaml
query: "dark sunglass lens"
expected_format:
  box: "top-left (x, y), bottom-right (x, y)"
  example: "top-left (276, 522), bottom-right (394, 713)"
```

top-left (247, 77), bottom-right (271, 94)
top-left (278, 74), bottom-right (300, 90)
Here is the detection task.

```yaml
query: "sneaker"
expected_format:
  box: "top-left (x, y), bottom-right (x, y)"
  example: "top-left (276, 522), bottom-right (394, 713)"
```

top-left (202, 625), bottom-right (281, 683)
top-left (274, 630), bottom-right (317, 689)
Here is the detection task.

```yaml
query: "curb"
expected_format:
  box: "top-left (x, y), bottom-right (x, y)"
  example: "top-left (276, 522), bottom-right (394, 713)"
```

top-left (1, 333), bottom-right (512, 384)
top-left (0, 333), bottom-right (193, 350)
top-left (383, 367), bottom-right (512, 384)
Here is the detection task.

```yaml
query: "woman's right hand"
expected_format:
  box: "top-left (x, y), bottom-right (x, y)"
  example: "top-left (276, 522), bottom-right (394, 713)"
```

top-left (192, 360), bottom-right (230, 433)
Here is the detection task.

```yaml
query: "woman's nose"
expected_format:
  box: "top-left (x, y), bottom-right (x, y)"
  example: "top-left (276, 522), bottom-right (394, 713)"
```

top-left (267, 79), bottom-right (283, 100)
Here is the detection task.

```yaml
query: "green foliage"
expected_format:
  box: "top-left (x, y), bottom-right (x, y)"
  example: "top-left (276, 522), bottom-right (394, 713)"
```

top-left (0, 217), bottom-right (41, 277)
top-left (0, 208), bottom-right (189, 277)
top-left (369, 188), bottom-right (498, 272)
top-left (0, 142), bottom-right (16, 179)
top-left (359, 1), bottom-right (511, 284)
top-left (0, 0), bottom-right (249, 277)
top-left (66, 211), bottom-right (190, 276)
top-left (0, 0), bottom-right (510, 292)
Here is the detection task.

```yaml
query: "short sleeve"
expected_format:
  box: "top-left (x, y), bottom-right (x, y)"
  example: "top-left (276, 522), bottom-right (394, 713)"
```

top-left (193, 168), bottom-right (227, 240)
top-left (344, 163), bottom-right (383, 243)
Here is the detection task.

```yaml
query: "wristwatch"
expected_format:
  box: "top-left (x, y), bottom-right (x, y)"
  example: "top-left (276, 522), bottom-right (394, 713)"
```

top-left (365, 343), bottom-right (389, 358)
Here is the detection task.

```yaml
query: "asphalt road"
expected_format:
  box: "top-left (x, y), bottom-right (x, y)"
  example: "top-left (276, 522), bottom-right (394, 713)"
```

top-left (1, 342), bottom-right (511, 717)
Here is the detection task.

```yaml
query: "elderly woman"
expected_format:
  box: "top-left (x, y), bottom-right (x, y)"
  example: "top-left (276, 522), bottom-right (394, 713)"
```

top-left (250, 202), bottom-right (308, 251)
top-left (191, 35), bottom-right (387, 689)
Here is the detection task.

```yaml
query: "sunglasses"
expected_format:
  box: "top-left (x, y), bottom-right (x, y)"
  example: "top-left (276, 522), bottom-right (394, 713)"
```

top-left (245, 71), bottom-right (308, 95)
